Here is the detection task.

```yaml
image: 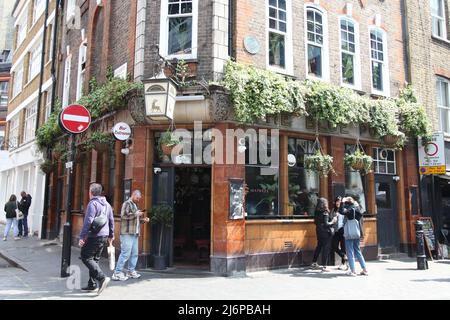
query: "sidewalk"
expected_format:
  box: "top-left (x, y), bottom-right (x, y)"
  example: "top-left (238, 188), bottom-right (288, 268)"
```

top-left (1, 224), bottom-right (450, 300)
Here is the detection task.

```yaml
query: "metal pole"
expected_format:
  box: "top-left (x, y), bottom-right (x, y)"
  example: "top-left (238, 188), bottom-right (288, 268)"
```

top-left (60, 134), bottom-right (76, 277)
top-left (415, 220), bottom-right (428, 270)
top-left (430, 175), bottom-right (440, 259)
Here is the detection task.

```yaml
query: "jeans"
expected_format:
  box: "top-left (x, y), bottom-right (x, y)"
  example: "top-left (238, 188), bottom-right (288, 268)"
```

top-left (18, 214), bottom-right (28, 237)
top-left (115, 234), bottom-right (139, 273)
top-left (312, 235), bottom-right (332, 266)
top-left (345, 239), bottom-right (367, 272)
top-left (4, 218), bottom-right (18, 238)
top-left (332, 229), bottom-right (346, 263)
top-left (81, 237), bottom-right (108, 287)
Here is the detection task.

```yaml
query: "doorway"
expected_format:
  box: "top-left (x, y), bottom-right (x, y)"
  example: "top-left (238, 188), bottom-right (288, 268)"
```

top-left (375, 174), bottom-right (399, 253)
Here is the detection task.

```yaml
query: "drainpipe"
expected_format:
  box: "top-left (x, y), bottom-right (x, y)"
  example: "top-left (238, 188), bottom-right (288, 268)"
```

top-left (228, 0), bottom-right (235, 59)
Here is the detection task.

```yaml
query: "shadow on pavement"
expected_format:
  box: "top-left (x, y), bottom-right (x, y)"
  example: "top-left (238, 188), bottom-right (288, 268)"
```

top-left (410, 278), bottom-right (450, 283)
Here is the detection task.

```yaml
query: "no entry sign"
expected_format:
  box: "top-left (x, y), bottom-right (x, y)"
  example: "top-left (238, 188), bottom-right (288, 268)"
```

top-left (60, 104), bottom-right (91, 134)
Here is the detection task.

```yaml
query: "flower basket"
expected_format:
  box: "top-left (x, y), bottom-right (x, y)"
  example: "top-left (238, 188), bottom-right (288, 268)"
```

top-left (40, 160), bottom-right (54, 175)
top-left (383, 134), bottom-right (400, 146)
top-left (344, 149), bottom-right (373, 175)
top-left (159, 130), bottom-right (181, 156)
top-left (161, 143), bottom-right (175, 156)
top-left (351, 159), bottom-right (366, 171)
top-left (304, 151), bottom-right (335, 177)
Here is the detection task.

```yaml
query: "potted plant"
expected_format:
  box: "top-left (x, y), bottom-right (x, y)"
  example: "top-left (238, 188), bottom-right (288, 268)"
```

top-left (84, 131), bottom-right (115, 152)
top-left (344, 149), bottom-right (374, 175)
top-left (150, 204), bottom-right (174, 270)
top-left (304, 151), bottom-right (335, 177)
top-left (159, 130), bottom-right (181, 156)
top-left (52, 142), bottom-right (66, 160)
top-left (39, 159), bottom-right (54, 174)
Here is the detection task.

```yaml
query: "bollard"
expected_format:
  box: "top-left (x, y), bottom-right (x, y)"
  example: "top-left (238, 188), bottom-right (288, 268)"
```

top-left (415, 220), bottom-right (428, 270)
top-left (60, 222), bottom-right (72, 277)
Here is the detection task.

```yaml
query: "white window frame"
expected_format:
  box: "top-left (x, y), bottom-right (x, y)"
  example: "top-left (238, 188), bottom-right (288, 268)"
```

top-left (431, 0), bottom-right (448, 39)
top-left (44, 88), bottom-right (52, 122)
top-left (76, 42), bottom-right (87, 100)
top-left (373, 148), bottom-right (396, 175)
top-left (32, 0), bottom-right (46, 26)
top-left (159, 0), bottom-right (198, 60)
top-left (62, 54), bottom-right (72, 108)
top-left (9, 115), bottom-right (20, 150)
top-left (304, 4), bottom-right (329, 81)
top-left (66, 0), bottom-right (76, 22)
top-left (339, 16), bottom-right (361, 90)
top-left (437, 77), bottom-right (450, 134)
top-left (23, 101), bottom-right (38, 143)
top-left (0, 81), bottom-right (8, 107)
top-left (369, 27), bottom-right (390, 97)
top-left (28, 41), bottom-right (43, 83)
top-left (266, 0), bottom-right (293, 75)
top-left (12, 63), bottom-right (24, 99)
top-left (16, 12), bottom-right (28, 49)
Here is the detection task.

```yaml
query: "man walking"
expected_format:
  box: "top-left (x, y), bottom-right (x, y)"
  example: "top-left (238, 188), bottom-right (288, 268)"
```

top-left (18, 191), bottom-right (32, 238)
top-left (79, 183), bottom-right (115, 295)
top-left (112, 190), bottom-right (149, 281)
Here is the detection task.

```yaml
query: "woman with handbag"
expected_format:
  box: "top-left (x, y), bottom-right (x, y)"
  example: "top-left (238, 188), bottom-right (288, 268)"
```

top-left (3, 195), bottom-right (20, 241)
top-left (340, 197), bottom-right (368, 276)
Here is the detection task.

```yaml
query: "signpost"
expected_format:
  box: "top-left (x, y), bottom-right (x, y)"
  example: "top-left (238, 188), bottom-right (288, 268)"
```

top-left (59, 104), bottom-right (91, 277)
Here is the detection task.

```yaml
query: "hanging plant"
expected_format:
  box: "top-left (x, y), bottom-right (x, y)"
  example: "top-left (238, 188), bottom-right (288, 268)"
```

top-left (159, 130), bottom-right (181, 156)
top-left (304, 151), bottom-right (335, 177)
top-left (39, 159), bottom-right (54, 175)
top-left (83, 131), bottom-right (116, 152)
top-left (344, 149), bottom-right (373, 175)
top-left (52, 142), bottom-right (66, 159)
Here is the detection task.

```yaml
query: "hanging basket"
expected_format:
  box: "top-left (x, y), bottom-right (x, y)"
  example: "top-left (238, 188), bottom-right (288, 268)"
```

top-left (40, 161), bottom-right (54, 175)
top-left (161, 143), bottom-right (176, 156)
top-left (93, 142), bottom-right (110, 152)
top-left (383, 134), bottom-right (400, 146)
top-left (304, 135), bottom-right (335, 177)
top-left (350, 159), bottom-right (366, 171)
top-left (344, 144), bottom-right (374, 175)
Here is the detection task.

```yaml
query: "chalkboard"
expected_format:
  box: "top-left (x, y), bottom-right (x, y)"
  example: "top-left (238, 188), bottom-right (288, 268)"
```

top-left (229, 179), bottom-right (245, 220)
top-left (418, 217), bottom-right (436, 251)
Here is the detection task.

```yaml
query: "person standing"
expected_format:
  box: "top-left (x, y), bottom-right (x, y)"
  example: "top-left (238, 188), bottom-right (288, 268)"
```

top-left (18, 191), bottom-right (32, 238)
top-left (112, 190), bottom-right (150, 281)
top-left (330, 196), bottom-right (348, 270)
top-left (340, 197), bottom-right (368, 276)
top-left (311, 198), bottom-right (337, 272)
top-left (3, 195), bottom-right (20, 241)
top-left (79, 183), bottom-right (115, 295)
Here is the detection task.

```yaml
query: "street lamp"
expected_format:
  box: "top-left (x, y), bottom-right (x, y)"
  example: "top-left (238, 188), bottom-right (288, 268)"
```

top-left (143, 78), bottom-right (178, 121)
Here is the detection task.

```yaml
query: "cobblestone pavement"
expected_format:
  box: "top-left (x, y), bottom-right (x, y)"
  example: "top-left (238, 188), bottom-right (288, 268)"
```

top-left (0, 225), bottom-right (449, 300)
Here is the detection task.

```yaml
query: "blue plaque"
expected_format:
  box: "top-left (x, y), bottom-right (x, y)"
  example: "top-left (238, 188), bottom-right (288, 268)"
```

top-left (244, 36), bottom-right (260, 55)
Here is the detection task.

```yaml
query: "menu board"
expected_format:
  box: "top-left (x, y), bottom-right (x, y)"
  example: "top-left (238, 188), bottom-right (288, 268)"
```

top-left (418, 217), bottom-right (436, 251)
top-left (229, 179), bottom-right (245, 220)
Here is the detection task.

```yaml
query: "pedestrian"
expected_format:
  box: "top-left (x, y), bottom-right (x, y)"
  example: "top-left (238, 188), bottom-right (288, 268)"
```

top-left (3, 195), bottom-right (20, 241)
top-left (18, 191), bottom-right (32, 238)
top-left (79, 183), bottom-right (115, 295)
top-left (340, 197), bottom-right (368, 276)
top-left (311, 198), bottom-right (337, 272)
top-left (330, 196), bottom-right (348, 270)
top-left (112, 190), bottom-right (150, 281)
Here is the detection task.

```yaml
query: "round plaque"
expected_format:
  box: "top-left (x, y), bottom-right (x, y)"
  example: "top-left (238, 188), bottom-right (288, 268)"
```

top-left (244, 36), bottom-right (260, 55)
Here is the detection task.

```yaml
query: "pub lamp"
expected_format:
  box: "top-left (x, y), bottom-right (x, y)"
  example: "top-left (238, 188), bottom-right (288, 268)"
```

top-left (143, 77), bottom-right (178, 121)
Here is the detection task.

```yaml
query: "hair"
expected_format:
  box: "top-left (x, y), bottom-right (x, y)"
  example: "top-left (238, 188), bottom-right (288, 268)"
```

top-left (89, 183), bottom-right (103, 197)
top-left (132, 190), bottom-right (142, 197)
top-left (315, 197), bottom-right (329, 213)
top-left (333, 196), bottom-right (342, 209)
top-left (21, 191), bottom-right (26, 197)
top-left (9, 194), bottom-right (17, 202)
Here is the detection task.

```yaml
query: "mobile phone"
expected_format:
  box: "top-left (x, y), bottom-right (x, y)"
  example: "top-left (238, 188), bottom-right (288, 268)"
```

top-left (140, 209), bottom-right (146, 212)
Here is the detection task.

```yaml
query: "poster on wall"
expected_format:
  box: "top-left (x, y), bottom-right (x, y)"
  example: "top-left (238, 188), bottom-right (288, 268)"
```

top-left (229, 179), bottom-right (246, 220)
top-left (123, 179), bottom-right (132, 202)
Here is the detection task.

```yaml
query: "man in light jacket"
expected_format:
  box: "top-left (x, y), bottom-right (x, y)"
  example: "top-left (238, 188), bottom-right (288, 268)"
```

top-left (112, 190), bottom-right (149, 281)
top-left (79, 183), bottom-right (115, 294)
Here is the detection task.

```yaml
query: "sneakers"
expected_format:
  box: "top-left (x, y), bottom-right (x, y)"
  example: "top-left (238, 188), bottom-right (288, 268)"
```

top-left (81, 284), bottom-right (98, 292)
top-left (112, 272), bottom-right (129, 281)
top-left (360, 270), bottom-right (369, 276)
top-left (127, 271), bottom-right (142, 279)
top-left (97, 277), bottom-right (110, 296)
top-left (346, 271), bottom-right (357, 277)
top-left (338, 262), bottom-right (349, 271)
top-left (2, 237), bottom-right (6, 241)
top-left (311, 262), bottom-right (320, 269)
top-left (321, 267), bottom-right (330, 272)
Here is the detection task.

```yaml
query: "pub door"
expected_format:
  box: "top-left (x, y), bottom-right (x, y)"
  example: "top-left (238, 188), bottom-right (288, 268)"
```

top-left (151, 167), bottom-right (175, 267)
top-left (375, 174), bottom-right (399, 252)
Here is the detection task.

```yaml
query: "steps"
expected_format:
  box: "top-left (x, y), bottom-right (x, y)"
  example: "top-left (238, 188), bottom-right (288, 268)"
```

top-left (378, 252), bottom-right (409, 260)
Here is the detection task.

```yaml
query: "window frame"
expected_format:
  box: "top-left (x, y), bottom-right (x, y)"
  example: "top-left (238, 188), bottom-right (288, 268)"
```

top-left (369, 27), bottom-right (390, 97)
top-left (23, 101), bottom-right (38, 144)
top-left (62, 54), bottom-right (72, 108)
top-left (437, 76), bottom-right (450, 134)
top-left (32, 0), bottom-right (46, 26)
top-left (431, 0), bottom-right (448, 40)
top-left (8, 115), bottom-right (20, 150)
top-left (266, 0), bottom-right (293, 75)
top-left (12, 63), bottom-right (24, 99)
top-left (159, 0), bottom-right (198, 60)
top-left (28, 41), bottom-right (43, 83)
top-left (76, 42), bottom-right (87, 100)
top-left (339, 16), bottom-right (361, 90)
top-left (16, 11), bottom-right (28, 50)
top-left (373, 147), bottom-right (396, 175)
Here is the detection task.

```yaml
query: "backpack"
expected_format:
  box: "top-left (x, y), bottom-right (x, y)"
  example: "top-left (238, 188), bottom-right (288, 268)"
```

top-left (90, 204), bottom-right (108, 234)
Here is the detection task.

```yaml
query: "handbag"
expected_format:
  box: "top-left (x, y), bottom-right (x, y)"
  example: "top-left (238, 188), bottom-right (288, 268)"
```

top-left (16, 202), bottom-right (24, 220)
top-left (90, 205), bottom-right (108, 234)
top-left (107, 244), bottom-right (116, 271)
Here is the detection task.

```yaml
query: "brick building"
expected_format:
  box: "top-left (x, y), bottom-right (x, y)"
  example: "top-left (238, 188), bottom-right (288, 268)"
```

top-left (43, 0), bottom-right (425, 275)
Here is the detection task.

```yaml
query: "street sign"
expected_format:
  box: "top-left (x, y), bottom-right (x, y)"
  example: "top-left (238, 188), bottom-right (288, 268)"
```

top-left (59, 104), bottom-right (91, 134)
top-left (418, 132), bottom-right (446, 175)
top-left (112, 122), bottom-right (131, 141)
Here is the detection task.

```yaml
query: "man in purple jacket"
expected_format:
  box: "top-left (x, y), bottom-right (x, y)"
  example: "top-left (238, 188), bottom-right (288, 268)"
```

top-left (78, 183), bottom-right (115, 295)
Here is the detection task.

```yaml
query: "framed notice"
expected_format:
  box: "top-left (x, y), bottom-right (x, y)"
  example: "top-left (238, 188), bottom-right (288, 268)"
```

top-left (229, 179), bottom-right (245, 220)
top-left (123, 179), bottom-right (132, 202)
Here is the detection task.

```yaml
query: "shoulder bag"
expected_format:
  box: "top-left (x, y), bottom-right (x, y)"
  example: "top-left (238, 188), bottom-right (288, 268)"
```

top-left (90, 205), bottom-right (108, 234)
top-left (16, 202), bottom-right (24, 220)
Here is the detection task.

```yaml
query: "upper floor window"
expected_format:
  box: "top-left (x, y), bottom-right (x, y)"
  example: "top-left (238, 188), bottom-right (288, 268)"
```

top-left (44, 88), bottom-right (52, 122)
top-left (23, 102), bottom-right (38, 143)
top-left (305, 6), bottom-right (328, 80)
top-left (77, 43), bottom-right (87, 100)
top-left (370, 28), bottom-right (389, 96)
top-left (62, 55), bottom-right (72, 107)
top-left (16, 13), bottom-right (28, 49)
top-left (340, 18), bottom-right (360, 88)
top-left (0, 82), bottom-right (8, 107)
top-left (373, 148), bottom-right (396, 175)
top-left (13, 64), bottom-right (24, 98)
top-left (268, 0), bottom-right (292, 72)
top-left (437, 77), bottom-right (450, 133)
top-left (29, 42), bottom-right (43, 81)
top-left (66, 0), bottom-right (76, 22)
top-left (9, 115), bottom-right (20, 150)
top-left (160, 0), bottom-right (198, 59)
top-left (32, 0), bottom-right (46, 25)
top-left (431, 0), bottom-right (447, 39)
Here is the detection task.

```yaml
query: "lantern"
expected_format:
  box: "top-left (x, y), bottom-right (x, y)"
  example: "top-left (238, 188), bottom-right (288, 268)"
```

top-left (144, 78), bottom-right (178, 121)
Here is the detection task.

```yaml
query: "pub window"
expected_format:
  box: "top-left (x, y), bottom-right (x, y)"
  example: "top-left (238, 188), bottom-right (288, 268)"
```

top-left (245, 134), bottom-right (279, 217)
top-left (431, 0), bottom-right (447, 39)
top-left (305, 5), bottom-right (328, 79)
top-left (287, 138), bottom-right (319, 217)
top-left (370, 28), bottom-right (390, 96)
top-left (345, 145), bottom-right (368, 214)
top-left (268, 0), bottom-right (292, 72)
top-left (373, 148), bottom-right (396, 175)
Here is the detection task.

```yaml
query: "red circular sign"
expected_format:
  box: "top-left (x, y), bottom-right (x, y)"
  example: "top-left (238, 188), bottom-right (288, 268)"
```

top-left (60, 104), bottom-right (91, 134)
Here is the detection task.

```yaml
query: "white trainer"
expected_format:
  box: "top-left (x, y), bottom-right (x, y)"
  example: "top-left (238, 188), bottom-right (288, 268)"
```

top-left (111, 272), bottom-right (129, 281)
top-left (127, 271), bottom-right (142, 279)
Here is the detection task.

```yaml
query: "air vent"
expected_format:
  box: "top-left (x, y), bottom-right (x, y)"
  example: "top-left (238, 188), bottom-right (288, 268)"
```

top-left (284, 241), bottom-right (293, 249)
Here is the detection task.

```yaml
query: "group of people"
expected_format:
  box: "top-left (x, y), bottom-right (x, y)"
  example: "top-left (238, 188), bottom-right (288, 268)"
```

top-left (3, 192), bottom-right (32, 241)
top-left (311, 196), bottom-right (368, 276)
top-left (78, 183), bottom-right (150, 295)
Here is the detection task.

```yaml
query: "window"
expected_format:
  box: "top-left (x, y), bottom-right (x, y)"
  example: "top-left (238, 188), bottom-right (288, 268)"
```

top-left (340, 18), bottom-right (360, 88)
top-left (47, 24), bottom-right (54, 63)
top-left (370, 28), bottom-right (389, 95)
top-left (44, 88), bottom-right (52, 121)
top-left (16, 13), bottom-right (28, 48)
top-left (13, 64), bottom-right (24, 98)
top-left (267, 0), bottom-right (292, 72)
top-left (9, 115), bottom-right (20, 150)
top-left (0, 81), bottom-right (8, 107)
top-left (23, 102), bottom-right (38, 143)
top-left (32, 0), bottom-right (46, 25)
top-left (62, 55), bottom-right (71, 107)
top-left (345, 145), bottom-right (367, 214)
top-left (160, 0), bottom-right (198, 59)
top-left (66, 0), bottom-right (76, 22)
top-left (431, 0), bottom-right (447, 39)
top-left (29, 42), bottom-right (43, 81)
top-left (373, 148), bottom-right (396, 175)
top-left (287, 138), bottom-right (319, 217)
top-left (437, 77), bottom-right (450, 133)
top-left (305, 6), bottom-right (328, 79)
top-left (76, 43), bottom-right (87, 100)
